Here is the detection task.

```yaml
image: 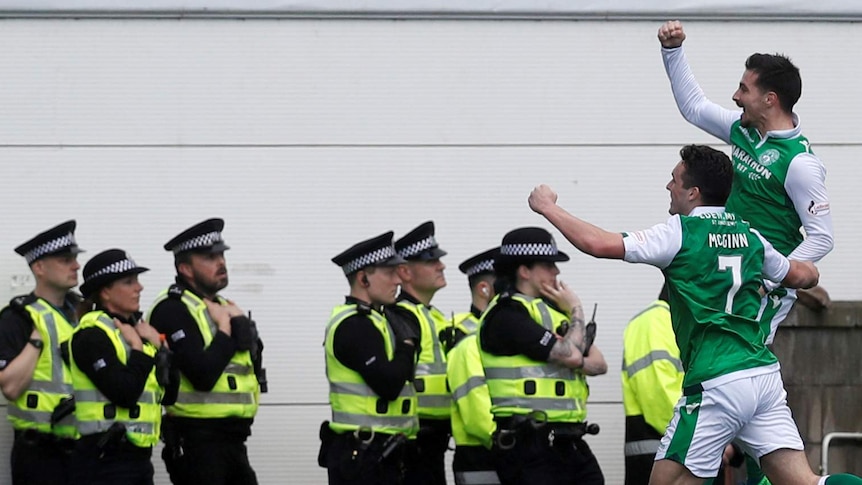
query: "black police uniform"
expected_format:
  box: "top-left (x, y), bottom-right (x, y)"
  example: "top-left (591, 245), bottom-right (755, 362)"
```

top-left (0, 220), bottom-right (84, 485)
top-left (323, 231), bottom-right (416, 485)
top-left (148, 219), bottom-right (262, 485)
top-left (480, 228), bottom-right (603, 485)
top-left (387, 221), bottom-right (451, 485)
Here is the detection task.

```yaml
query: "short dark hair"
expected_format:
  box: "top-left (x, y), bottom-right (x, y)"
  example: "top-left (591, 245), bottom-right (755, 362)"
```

top-left (467, 273), bottom-right (495, 291)
top-left (679, 145), bottom-right (733, 206)
top-left (745, 53), bottom-right (801, 113)
top-left (173, 251), bottom-right (193, 273)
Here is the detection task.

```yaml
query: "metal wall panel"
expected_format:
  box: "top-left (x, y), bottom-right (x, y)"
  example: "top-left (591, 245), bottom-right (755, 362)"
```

top-left (0, 18), bottom-right (859, 484)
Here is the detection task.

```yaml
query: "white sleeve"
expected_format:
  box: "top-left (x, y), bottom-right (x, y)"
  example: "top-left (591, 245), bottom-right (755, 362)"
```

top-left (622, 216), bottom-right (683, 269)
top-left (785, 152), bottom-right (834, 262)
top-left (753, 229), bottom-right (791, 283)
top-left (662, 47), bottom-right (739, 144)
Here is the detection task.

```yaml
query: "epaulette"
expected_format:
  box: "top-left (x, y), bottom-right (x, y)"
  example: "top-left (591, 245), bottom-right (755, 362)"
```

top-left (355, 302), bottom-right (372, 315)
top-left (167, 284), bottom-right (185, 299)
top-left (9, 294), bottom-right (37, 309)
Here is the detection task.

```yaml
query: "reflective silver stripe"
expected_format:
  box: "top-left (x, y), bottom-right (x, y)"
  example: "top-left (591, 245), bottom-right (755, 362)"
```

top-left (417, 394), bottom-right (451, 409)
top-left (460, 318), bottom-right (478, 334)
top-left (491, 396), bottom-right (580, 411)
top-left (77, 420), bottom-right (155, 435)
top-left (94, 314), bottom-right (133, 356)
top-left (415, 362), bottom-right (448, 376)
top-left (332, 411), bottom-right (417, 430)
top-left (174, 391), bottom-right (256, 405)
top-left (331, 381), bottom-right (416, 398)
top-left (455, 470), bottom-right (501, 485)
top-left (325, 307), bottom-right (359, 335)
top-left (418, 306), bottom-right (446, 368)
top-left (224, 363), bottom-right (253, 375)
top-left (484, 365), bottom-right (574, 380)
top-left (6, 406), bottom-right (52, 424)
top-left (27, 380), bottom-right (72, 394)
top-left (452, 376), bottom-right (486, 401)
top-left (29, 301), bottom-right (66, 384)
top-left (623, 350), bottom-right (683, 379)
top-left (75, 390), bottom-right (157, 404)
top-left (533, 300), bottom-right (555, 331)
top-left (625, 439), bottom-right (661, 456)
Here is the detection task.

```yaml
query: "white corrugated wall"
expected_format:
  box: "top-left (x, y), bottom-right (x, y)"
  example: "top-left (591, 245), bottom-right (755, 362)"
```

top-left (0, 18), bottom-right (860, 484)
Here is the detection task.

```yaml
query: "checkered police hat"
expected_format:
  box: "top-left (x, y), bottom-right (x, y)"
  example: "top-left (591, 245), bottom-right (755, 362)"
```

top-left (164, 218), bottom-right (230, 255)
top-left (14, 220), bottom-right (85, 265)
top-left (394, 221), bottom-right (447, 261)
top-left (458, 247), bottom-right (500, 277)
top-left (332, 231), bottom-right (406, 276)
top-left (495, 227), bottom-right (569, 269)
top-left (80, 248), bottom-right (149, 298)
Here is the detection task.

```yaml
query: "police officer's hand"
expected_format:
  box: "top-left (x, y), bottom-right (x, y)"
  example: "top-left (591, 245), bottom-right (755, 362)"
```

top-left (135, 320), bottom-right (163, 349)
top-left (658, 20), bottom-right (686, 48)
top-left (116, 318), bottom-right (144, 351)
top-left (540, 280), bottom-right (581, 318)
top-left (205, 300), bottom-right (233, 336)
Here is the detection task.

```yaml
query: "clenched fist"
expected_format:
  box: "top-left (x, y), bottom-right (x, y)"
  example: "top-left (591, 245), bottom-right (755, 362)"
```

top-left (657, 20), bottom-right (686, 49)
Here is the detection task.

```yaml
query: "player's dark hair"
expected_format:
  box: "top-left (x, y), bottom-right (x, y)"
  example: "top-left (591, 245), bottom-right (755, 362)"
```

top-left (745, 53), bottom-right (801, 113)
top-left (679, 145), bottom-right (733, 206)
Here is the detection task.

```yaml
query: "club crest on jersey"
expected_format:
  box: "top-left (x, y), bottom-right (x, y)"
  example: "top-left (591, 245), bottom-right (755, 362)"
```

top-left (758, 149), bottom-right (780, 167)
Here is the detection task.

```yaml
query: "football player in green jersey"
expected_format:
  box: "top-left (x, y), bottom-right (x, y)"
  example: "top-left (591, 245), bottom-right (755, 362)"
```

top-left (528, 144), bottom-right (860, 485)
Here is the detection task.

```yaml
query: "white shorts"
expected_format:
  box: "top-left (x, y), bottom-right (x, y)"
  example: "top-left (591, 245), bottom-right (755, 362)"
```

top-left (654, 369), bottom-right (804, 478)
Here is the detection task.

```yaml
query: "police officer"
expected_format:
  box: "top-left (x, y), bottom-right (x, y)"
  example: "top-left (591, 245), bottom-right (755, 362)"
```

top-left (621, 284), bottom-right (681, 485)
top-left (148, 218), bottom-right (263, 485)
top-left (322, 231), bottom-right (419, 484)
top-left (440, 248), bottom-right (500, 355)
top-left (479, 227), bottom-right (607, 485)
top-left (0, 220), bottom-right (83, 485)
top-left (446, 248), bottom-right (501, 485)
top-left (69, 249), bottom-right (175, 485)
top-left (389, 221), bottom-right (451, 485)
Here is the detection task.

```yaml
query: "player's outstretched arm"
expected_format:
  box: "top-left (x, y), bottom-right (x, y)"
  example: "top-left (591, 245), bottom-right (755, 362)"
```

top-left (528, 185), bottom-right (624, 260)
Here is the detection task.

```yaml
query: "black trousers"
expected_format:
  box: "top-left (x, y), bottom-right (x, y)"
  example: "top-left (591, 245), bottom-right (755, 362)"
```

top-left (10, 430), bottom-right (74, 485)
top-left (163, 428), bottom-right (258, 485)
top-left (68, 435), bottom-right (154, 485)
top-left (624, 455), bottom-right (655, 485)
top-left (404, 419), bottom-right (450, 485)
top-left (326, 433), bottom-right (406, 485)
top-left (493, 428), bottom-right (604, 485)
top-left (453, 445), bottom-right (500, 485)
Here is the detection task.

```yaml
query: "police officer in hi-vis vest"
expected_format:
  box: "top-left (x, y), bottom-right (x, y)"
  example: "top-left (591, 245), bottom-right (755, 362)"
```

top-left (440, 247), bottom-right (500, 355)
top-left (322, 231), bottom-right (419, 485)
top-left (148, 218), bottom-right (264, 485)
top-left (69, 249), bottom-right (176, 485)
top-left (388, 221), bottom-right (451, 485)
top-left (0, 220), bottom-right (84, 485)
top-left (479, 227), bottom-right (607, 485)
top-left (446, 247), bottom-right (501, 485)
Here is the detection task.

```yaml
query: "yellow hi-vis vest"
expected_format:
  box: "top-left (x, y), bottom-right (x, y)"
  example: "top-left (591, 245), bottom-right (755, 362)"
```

top-left (324, 304), bottom-right (419, 436)
top-left (451, 312), bottom-right (480, 337)
top-left (446, 334), bottom-right (495, 448)
top-left (149, 288), bottom-right (259, 419)
top-left (396, 300), bottom-right (450, 419)
top-left (70, 312), bottom-right (162, 448)
top-left (6, 298), bottom-right (77, 438)
top-left (621, 300), bottom-right (682, 458)
top-left (479, 294), bottom-right (589, 423)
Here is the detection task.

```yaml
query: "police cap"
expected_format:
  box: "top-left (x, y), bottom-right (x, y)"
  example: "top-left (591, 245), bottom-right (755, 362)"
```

top-left (80, 249), bottom-right (149, 298)
top-left (333, 231), bottom-right (406, 276)
top-left (394, 221), bottom-right (447, 261)
top-left (14, 220), bottom-right (85, 265)
top-left (495, 227), bottom-right (569, 270)
top-left (164, 218), bottom-right (230, 255)
top-left (458, 247), bottom-right (500, 277)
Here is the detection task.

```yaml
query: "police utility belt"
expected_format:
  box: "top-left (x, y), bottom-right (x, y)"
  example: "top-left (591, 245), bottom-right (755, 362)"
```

top-left (493, 412), bottom-right (599, 450)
